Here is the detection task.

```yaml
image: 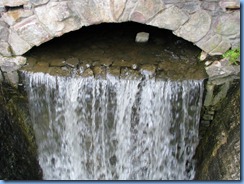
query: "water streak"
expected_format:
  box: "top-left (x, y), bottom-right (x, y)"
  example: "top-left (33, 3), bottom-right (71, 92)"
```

top-left (22, 72), bottom-right (203, 180)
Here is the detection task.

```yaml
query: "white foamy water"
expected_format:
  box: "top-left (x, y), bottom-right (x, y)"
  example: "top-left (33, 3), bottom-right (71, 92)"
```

top-left (22, 71), bottom-right (203, 180)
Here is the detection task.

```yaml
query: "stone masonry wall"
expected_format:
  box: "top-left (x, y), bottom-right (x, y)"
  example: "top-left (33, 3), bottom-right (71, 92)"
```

top-left (0, 0), bottom-right (240, 82)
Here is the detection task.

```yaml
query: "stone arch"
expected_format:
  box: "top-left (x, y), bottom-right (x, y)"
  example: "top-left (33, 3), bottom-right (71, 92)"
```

top-left (0, 0), bottom-right (240, 57)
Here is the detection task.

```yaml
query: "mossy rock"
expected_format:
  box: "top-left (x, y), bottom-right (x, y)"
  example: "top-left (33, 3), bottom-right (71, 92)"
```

top-left (0, 82), bottom-right (42, 180)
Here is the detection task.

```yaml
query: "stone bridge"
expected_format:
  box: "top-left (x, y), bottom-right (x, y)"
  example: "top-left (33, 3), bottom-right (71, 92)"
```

top-left (0, 0), bottom-right (240, 82)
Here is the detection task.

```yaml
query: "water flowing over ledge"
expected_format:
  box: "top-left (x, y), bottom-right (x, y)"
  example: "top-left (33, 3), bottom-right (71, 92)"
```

top-left (22, 71), bottom-right (203, 180)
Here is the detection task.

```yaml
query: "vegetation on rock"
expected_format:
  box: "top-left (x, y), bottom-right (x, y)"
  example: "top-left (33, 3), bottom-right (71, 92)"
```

top-left (222, 48), bottom-right (240, 65)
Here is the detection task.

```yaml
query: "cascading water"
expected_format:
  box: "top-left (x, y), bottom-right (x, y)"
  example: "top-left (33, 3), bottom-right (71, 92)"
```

top-left (22, 71), bottom-right (203, 180)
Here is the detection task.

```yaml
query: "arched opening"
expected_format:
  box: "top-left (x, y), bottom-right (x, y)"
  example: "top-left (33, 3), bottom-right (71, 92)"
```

top-left (22, 22), bottom-right (206, 80)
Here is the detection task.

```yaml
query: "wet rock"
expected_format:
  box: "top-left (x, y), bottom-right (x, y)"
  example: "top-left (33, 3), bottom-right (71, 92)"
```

top-left (66, 57), bottom-right (79, 68)
top-left (135, 32), bottom-right (149, 43)
top-left (49, 67), bottom-right (70, 76)
top-left (196, 82), bottom-right (240, 180)
top-left (0, 71), bottom-right (3, 82)
top-left (100, 58), bottom-right (113, 67)
top-left (140, 64), bottom-right (156, 78)
top-left (49, 58), bottom-right (65, 67)
top-left (120, 68), bottom-right (141, 80)
top-left (3, 71), bottom-right (19, 86)
top-left (0, 83), bottom-right (42, 179)
top-left (112, 59), bottom-right (133, 68)
top-left (107, 66), bottom-right (120, 79)
top-left (93, 66), bottom-right (106, 79)
top-left (81, 68), bottom-right (94, 78)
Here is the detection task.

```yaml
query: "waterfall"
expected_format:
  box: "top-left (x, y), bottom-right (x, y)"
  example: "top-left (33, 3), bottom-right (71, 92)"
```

top-left (22, 71), bottom-right (203, 180)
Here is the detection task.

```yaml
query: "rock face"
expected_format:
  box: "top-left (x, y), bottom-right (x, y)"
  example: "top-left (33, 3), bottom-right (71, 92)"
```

top-left (195, 81), bottom-right (240, 180)
top-left (0, 82), bottom-right (42, 179)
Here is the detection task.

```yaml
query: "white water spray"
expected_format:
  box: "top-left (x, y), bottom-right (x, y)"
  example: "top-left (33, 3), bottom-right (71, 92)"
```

top-left (23, 72), bottom-right (203, 180)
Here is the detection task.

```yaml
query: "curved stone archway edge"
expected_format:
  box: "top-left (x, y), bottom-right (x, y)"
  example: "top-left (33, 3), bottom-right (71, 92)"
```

top-left (0, 0), bottom-right (240, 83)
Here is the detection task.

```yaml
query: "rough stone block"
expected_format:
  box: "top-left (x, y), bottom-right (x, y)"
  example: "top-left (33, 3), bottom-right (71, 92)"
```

top-left (209, 39), bottom-right (231, 55)
top-left (219, 0), bottom-right (240, 11)
top-left (130, 0), bottom-right (165, 23)
top-left (135, 32), bottom-right (149, 43)
top-left (0, 41), bottom-right (12, 57)
top-left (2, 9), bottom-right (33, 26)
top-left (0, 21), bottom-right (9, 42)
top-left (174, 10), bottom-right (211, 42)
top-left (213, 11), bottom-right (240, 37)
top-left (35, 2), bottom-right (81, 37)
top-left (2, 0), bottom-right (28, 7)
top-left (0, 55), bottom-right (26, 72)
top-left (110, 0), bottom-right (127, 20)
top-left (8, 30), bottom-right (31, 55)
top-left (196, 33), bottom-right (222, 53)
top-left (30, 0), bottom-right (49, 6)
top-left (3, 71), bottom-right (19, 86)
top-left (148, 5), bottom-right (189, 30)
top-left (12, 15), bottom-right (52, 46)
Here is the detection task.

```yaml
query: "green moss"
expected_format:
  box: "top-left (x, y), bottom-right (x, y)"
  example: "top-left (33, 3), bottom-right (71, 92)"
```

top-left (222, 48), bottom-right (240, 65)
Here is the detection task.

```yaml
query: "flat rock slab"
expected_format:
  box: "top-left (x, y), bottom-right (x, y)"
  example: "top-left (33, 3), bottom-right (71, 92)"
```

top-left (135, 32), bottom-right (149, 43)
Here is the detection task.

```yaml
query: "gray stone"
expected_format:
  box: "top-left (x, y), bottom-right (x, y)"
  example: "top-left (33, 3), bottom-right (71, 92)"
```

top-left (182, 1), bottom-right (201, 14)
top-left (205, 59), bottom-right (240, 80)
top-left (209, 39), bottom-right (231, 55)
top-left (3, 71), bottom-right (19, 86)
top-left (148, 5), bottom-right (189, 31)
top-left (2, 9), bottom-right (33, 26)
top-left (8, 30), bottom-right (31, 55)
top-left (0, 41), bottom-right (12, 57)
top-left (130, 0), bottom-right (165, 23)
top-left (135, 32), bottom-right (149, 43)
top-left (110, 0), bottom-right (127, 20)
top-left (0, 70), bottom-right (3, 82)
top-left (35, 2), bottom-right (81, 37)
top-left (201, 2), bottom-right (218, 11)
top-left (213, 11), bottom-right (240, 37)
top-left (219, 0), bottom-right (240, 11)
top-left (0, 55), bottom-right (26, 72)
top-left (2, 0), bottom-right (28, 7)
top-left (0, 21), bottom-right (9, 42)
top-left (204, 83), bottom-right (214, 107)
top-left (174, 10), bottom-right (211, 42)
top-left (12, 15), bottom-right (52, 46)
top-left (30, 0), bottom-right (49, 6)
top-left (196, 33), bottom-right (222, 54)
